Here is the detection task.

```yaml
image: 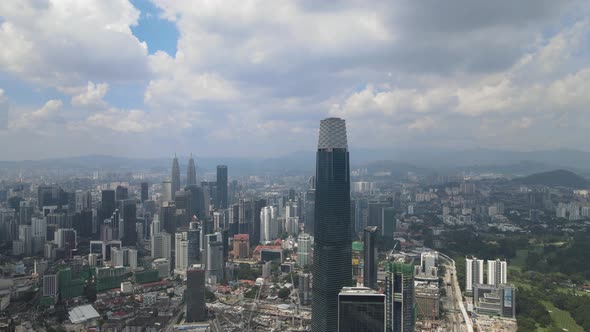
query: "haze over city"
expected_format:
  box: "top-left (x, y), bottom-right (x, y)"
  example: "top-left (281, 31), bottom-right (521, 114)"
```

top-left (2, 1), bottom-right (590, 159)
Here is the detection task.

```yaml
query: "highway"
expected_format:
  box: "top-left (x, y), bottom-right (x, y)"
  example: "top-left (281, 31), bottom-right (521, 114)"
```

top-left (439, 253), bottom-right (474, 332)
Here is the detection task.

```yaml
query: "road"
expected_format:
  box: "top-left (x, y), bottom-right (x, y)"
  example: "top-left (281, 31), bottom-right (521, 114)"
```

top-left (439, 253), bottom-right (474, 332)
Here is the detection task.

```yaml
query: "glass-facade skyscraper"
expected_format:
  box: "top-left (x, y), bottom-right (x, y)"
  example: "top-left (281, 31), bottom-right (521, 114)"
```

top-left (216, 165), bottom-right (228, 209)
top-left (187, 154), bottom-right (197, 186)
top-left (311, 117), bottom-right (351, 332)
top-left (171, 155), bottom-right (181, 200)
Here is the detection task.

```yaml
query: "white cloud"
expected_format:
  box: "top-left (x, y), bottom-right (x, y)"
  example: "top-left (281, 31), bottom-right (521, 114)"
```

top-left (10, 99), bottom-right (63, 129)
top-left (0, 0), bottom-right (149, 90)
top-left (71, 82), bottom-right (109, 107)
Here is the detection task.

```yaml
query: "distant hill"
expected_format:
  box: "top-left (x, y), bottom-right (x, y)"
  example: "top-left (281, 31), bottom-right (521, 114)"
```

top-left (512, 169), bottom-right (590, 188)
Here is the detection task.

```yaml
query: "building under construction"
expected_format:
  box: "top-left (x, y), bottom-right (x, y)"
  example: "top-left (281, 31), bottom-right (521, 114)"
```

top-left (414, 282), bottom-right (440, 321)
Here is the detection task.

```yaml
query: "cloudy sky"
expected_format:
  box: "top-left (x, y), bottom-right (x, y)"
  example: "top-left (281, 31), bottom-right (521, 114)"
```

top-left (0, 0), bottom-right (589, 160)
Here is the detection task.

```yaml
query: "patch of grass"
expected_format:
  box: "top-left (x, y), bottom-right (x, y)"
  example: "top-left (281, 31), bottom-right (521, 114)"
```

top-left (541, 301), bottom-right (584, 332)
top-left (510, 249), bottom-right (529, 272)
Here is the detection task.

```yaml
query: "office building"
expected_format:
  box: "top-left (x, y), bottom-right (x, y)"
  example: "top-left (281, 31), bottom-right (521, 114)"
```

top-left (140, 182), bottom-right (149, 202)
top-left (216, 165), bottom-right (228, 209)
top-left (115, 185), bottom-right (128, 200)
top-left (473, 284), bottom-right (515, 318)
top-left (171, 155), bottom-right (181, 201)
top-left (204, 233), bottom-right (224, 284)
top-left (385, 261), bottom-right (415, 332)
top-left (186, 266), bottom-right (207, 322)
top-left (175, 232), bottom-right (189, 273)
top-left (233, 234), bottom-right (250, 259)
top-left (152, 258), bottom-right (171, 278)
top-left (151, 232), bottom-right (171, 260)
top-left (100, 189), bottom-right (116, 222)
top-left (18, 225), bottom-right (33, 256)
top-left (119, 199), bottom-right (137, 246)
top-left (187, 225), bottom-right (201, 264)
top-left (312, 118), bottom-right (352, 332)
top-left (381, 207), bottom-right (396, 239)
top-left (304, 188), bottom-right (315, 235)
top-left (297, 233), bottom-right (312, 267)
top-left (43, 274), bottom-right (59, 297)
top-left (174, 190), bottom-right (192, 228)
top-left (338, 287), bottom-right (385, 332)
top-left (260, 205), bottom-right (278, 243)
top-left (466, 257), bottom-right (484, 293)
top-left (19, 201), bottom-right (33, 225)
top-left (487, 259), bottom-right (508, 286)
top-left (299, 273), bottom-right (312, 305)
top-left (187, 154), bottom-right (197, 186)
top-left (363, 226), bottom-right (378, 289)
top-left (162, 180), bottom-right (173, 203)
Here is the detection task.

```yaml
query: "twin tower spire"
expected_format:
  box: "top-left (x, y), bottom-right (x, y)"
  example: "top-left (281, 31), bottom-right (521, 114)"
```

top-left (171, 154), bottom-right (197, 197)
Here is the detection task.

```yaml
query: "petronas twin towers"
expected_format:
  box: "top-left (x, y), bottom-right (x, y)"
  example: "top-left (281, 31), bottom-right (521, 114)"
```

top-left (171, 154), bottom-right (197, 198)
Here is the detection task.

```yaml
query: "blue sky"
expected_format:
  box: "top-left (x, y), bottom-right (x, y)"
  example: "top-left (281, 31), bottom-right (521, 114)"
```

top-left (1, 1), bottom-right (590, 160)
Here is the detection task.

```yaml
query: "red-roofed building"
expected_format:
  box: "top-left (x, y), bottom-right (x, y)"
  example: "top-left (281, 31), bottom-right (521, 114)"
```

top-left (233, 234), bottom-right (250, 259)
top-left (252, 245), bottom-right (283, 260)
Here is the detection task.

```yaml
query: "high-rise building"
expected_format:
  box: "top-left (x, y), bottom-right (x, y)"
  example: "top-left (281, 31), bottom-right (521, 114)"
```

top-left (312, 118), bottom-right (352, 332)
top-left (385, 261), bottom-right (415, 332)
top-left (119, 199), bottom-right (137, 246)
top-left (151, 232), bottom-right (171, 260)
top-left (338, 287), bottom-right (385, 332)
top-left (175, 232), bottom-right (189, 273)
top-left (260, 205), bottom-right (278, 243)
top-left (299, 273), bottom-right (311, 305)
top-left (216, 165), bottom-right (228, 209)
top-left (100, 189), bottom-right (116, 222)
top-left (204, 233), bottom-right (224, 284)
top-left (171, 155), bottom-right (181, 201)
top-left (19, 201), bottom-right (33, 225)
top-left (304, 188), bottom-right (315, 235)
top-left (466, 257), bottom-right (485, 293)
top-left (363, 226), bottom-right (378, 289)
top-left (141, 182), bottom-right (149, 202)
top-left (186, 266), bottom-right (207, 322)
top-left (381, 207), bottom-right (396, 239)
top-left (116, 185), bottom-right (128, 201)
top-left (187, 154), bottom-right (197, 186)
top-left (174, 189), bottom-right (192, 228)
top-left (43, 274), bottom-right (59, 297)
top-left (487, 259), bottom-right (508, 286)
top-left (18, 224), bottom-right (33, 256)
top-left (187, 224), bottom-right (201, 264)
top-left (297, 233), bottom-right (312, 267)
top-left (233, 234), bottom-right (250, 259)
top-left (162, 180), bottom-right (173, 203)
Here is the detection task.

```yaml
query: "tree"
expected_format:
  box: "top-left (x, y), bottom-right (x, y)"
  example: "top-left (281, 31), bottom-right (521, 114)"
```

top-left (278, 287), bottom-right (290, 300)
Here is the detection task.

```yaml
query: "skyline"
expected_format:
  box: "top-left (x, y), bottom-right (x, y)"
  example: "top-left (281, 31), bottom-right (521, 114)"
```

top-left (1, 1), bottom-right (590, 159)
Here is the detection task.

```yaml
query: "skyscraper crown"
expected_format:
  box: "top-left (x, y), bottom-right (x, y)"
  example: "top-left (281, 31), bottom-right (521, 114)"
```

top-left (318, 117), bottom-right (348, 150)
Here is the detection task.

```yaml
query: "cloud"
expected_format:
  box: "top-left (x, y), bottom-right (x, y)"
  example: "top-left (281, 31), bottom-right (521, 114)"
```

top-left (10, 99), bottom-right (63, 129)
top-left (0, 0), bottom-right (149, 91)
top-left (2, 0), bottom-right (590, 158)
top-left (71, 82), bottom-right (109, 107)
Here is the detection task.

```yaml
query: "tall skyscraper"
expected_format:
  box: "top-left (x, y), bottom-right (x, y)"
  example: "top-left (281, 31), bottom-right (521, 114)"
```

top-left (216, 165), bottom-right (228, 209)
top-left (385, 261), bottom-right (415, 332)
top-left (338, 287), bottom-right (385, 332)
top-left (187, 154), bottom-right (197, 186)
top-left (312, 117), bottom-right (352, 332)
top-left (175, 232), bottom-right (189, 273)
top-left (119, 199), bottom-right (137, 247)
top-left (304, 188), bottom-right (315, 235)
top-left (186, 266), bottom-right (207, 322)
top-left (297, 232), bottom-right (311, 267)
top-left (171, 155), bottom-right (181, 200)
top-left (162, 180), bottom-right (173, 203)
top-left (363, 226), bottom-right (378, 289)
top-left (259, 205), bottom-right (277, 243)
top-left (100, 189), bottom-right (116, 221)
top-left (204, 233), bottom-right (224, 284)
top-left (140, 182), bottom-right (149, 202)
